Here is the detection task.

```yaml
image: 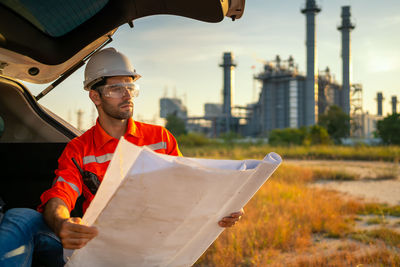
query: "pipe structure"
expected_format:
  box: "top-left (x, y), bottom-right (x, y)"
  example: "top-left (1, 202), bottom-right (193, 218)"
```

top-left (220, 52), bottom-right (236, 132)
top-left (377, 92), bottom-right (384, 116)
top-left (301, 0), bottom-right (320, 126)
top-left (338, 6), bottom-right (355, 115)
top-left (392, 96), bottom-right (398, 114)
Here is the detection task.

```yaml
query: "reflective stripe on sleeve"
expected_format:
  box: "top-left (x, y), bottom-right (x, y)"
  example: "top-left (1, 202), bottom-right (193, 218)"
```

top-left (53, 176), bottom-right (81, 196)
top-left (82, 153), bottom-right (114, 165)
top-left (146, 141), bottom-right (167, 151)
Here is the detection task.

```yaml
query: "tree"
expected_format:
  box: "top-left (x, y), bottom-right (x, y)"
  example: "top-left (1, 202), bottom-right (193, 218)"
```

top-left (303, 125), bottom-right (331, 145)
top-left (318, 105), bottom-right (350, 144)
top-left (268, 128), bottom-right (306, 146)
top-left (268, 126), bottom-right (331, 146)
top-left (165, 113), bottom-right (187, 136)
top-left (220, 131), bottom-right (242, 144)
top-left (177, 132), bottom-right (211, 147)
top-left (376, 113), bottom-right (400, 145)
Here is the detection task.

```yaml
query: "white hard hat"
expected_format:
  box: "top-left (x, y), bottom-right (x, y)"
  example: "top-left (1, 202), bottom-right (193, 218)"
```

top-left (83, 47), bottom-right (141, 90)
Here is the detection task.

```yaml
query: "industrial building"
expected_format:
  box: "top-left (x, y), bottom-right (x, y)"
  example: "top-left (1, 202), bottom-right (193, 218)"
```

top-left (242, 55), bottom-right (350, 136)
top-left (159, 1), bottom-right (397, 139)
top-left (160, 52), bottom-right (241, 137)
top-left (241, 2), bottom-right (357, 136)
top-left (251, 56), bottom-right (306, 132)
top-left (159, 97), bottom-right (187, 120)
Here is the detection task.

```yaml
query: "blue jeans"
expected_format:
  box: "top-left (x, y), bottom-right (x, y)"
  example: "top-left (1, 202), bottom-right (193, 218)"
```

top-left (0, 208), bottom-right (64, 267)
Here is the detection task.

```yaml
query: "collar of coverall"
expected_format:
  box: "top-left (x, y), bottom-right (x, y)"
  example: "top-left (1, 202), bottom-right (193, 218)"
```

top-left (94, 117), bottom-right (143, 150)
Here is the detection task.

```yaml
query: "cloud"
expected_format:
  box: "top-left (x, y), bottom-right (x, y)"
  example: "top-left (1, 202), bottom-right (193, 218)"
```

top-left (367, 56), bottom-right (398, 73)
top-left (378, 15), bottom-right (400, 28)
top-left (361, 38), bottom-right (400, 73)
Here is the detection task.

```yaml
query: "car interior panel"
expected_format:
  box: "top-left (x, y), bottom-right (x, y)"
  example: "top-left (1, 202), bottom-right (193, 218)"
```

top-left (0, 0), bottom-right (226, 66)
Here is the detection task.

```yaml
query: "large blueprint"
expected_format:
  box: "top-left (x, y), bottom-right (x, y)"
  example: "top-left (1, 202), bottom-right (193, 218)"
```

top-left (66, 137), bottom-right (281, 266)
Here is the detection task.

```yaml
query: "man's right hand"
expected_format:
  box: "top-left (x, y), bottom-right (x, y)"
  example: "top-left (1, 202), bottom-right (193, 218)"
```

top-left (43, 198), bottom-right (98, 249)
top-left (57, 217), bottom-right (98, 249)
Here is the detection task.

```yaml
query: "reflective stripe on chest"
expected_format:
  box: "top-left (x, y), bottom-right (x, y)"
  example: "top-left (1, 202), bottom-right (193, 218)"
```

top-left (82, 142), bottom-right (167, 165)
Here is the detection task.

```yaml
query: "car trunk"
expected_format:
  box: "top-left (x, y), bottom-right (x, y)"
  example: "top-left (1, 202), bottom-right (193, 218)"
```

top-left (0, 143), bottom-right (67, 210)
top-left (0, 77), bottom-right (84, 216)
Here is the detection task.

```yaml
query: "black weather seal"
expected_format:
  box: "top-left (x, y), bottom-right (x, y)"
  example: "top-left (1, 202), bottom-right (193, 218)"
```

top-left (35, 36), bottom-right (113, 101)
top-left (35, 61), bottom-right (84, 101)
top-left (19, 80), bottom-right (78, 139)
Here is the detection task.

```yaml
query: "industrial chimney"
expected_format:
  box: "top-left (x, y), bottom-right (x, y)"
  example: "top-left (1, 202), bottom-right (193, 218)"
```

top-left (392, 96), bottom-right (398, 114)
top-left (377, 92), bottom-right (384, 116)
top-left (220, 52), bottom-right (236, 132)
top-left (301, 0), bottom-right (320, 126)
top-left (338, 6), bottom-right (355, 115)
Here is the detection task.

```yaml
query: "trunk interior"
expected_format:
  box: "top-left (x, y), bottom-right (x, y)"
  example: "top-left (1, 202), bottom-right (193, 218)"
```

top-left (0, 76), bottom-right (83, 216)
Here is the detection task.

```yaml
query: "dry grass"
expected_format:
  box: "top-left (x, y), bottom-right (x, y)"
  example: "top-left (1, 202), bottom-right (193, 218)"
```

top-left (311, 168), bottom-right (360, 181)
top-left (181, 144), bottom-right (400, 162)
top-left (193, 164), bottom-right (400, 266)
top-left (363, 228), bottom-right (400, 247)
top-left (366, 216), bottom-right (387, 225)
top-left (293, 248), bottom-right (400, 267)
top-left (359, 203), bottom-right (400, 217)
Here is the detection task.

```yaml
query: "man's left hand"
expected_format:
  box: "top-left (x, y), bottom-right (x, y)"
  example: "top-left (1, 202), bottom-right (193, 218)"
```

top-left (218, 208), bottom-right (244, 228)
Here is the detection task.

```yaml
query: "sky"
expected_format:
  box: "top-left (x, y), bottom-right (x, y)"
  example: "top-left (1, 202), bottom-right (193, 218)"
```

top-left (26, 0), bottom-right (400, 130)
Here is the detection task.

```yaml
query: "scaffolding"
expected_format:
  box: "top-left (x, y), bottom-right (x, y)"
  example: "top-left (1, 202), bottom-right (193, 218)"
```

top-left (350, 84), bottom-right (363, 137)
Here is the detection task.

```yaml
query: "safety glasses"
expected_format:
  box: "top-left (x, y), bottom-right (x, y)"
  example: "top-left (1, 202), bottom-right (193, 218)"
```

top-left (97, 82), bottom-right (140, 99)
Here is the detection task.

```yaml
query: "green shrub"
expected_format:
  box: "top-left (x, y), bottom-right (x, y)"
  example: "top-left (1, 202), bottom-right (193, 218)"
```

top-left (318, 105), bottom-right (350, 144)
top-left (377, 113), bottom-right (400, 145)
top-left (220, 131), bottom-right (242, 144)
top-left (177, 133), bottom-right (213, 147)
top-left (268, 128), bottom-right (306, 146)
top-left (303, 125), bottom-right (331, 145)
top-left (269, 126), bottom-right (331, 146)
top-left (165, 114), bottom-right (187, 136)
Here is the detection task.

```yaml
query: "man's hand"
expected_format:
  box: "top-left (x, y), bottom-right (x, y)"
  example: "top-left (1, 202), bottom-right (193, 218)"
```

top-left (58, 217), bottom-right (98, 249)
top-left (43, 198), bottom-right (98, 249)
top-left (218, 208), bottom-right (244, 228)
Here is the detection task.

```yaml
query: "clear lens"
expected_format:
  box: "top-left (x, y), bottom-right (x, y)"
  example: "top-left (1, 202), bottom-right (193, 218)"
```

top-left (98, 83), bottom-right (140, 98)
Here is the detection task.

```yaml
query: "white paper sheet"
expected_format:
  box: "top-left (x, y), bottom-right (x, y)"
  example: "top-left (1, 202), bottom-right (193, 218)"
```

top-left (66, 138), bottom-right (281, 267)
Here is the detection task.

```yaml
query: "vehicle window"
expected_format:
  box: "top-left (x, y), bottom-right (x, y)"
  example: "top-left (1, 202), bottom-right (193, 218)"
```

top-left (0, 115), bottom-right (4, 138)
top-left (2, 0), bottom-right (108, 37)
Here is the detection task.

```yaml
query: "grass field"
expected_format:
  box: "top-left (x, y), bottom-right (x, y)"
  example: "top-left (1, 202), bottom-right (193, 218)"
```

top-left (193, 164), bottom-right (400, 266)
top-left (180, 143), bottom-right (400, 162)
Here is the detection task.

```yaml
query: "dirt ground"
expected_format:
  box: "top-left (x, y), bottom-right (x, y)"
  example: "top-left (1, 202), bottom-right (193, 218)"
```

top-left (286, 159), bottom-right (399, 180)
top-left (278, 160), bottom-right (400, 265)
top-left (286, 159), bottom-right (400, 206)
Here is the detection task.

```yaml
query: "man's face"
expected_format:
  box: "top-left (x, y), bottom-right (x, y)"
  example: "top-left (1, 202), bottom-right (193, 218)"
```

top-left (98, 76), bottom-right (135, 120)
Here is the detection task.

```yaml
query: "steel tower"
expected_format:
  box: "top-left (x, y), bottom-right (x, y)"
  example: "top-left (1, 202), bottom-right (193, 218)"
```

top-left (338, 6), bottom-right (355, 115)
top-left (220, 52), bottom-right (236, 132)
top-left (301, 0), bottom-right (321, 126)
top-left (376, 92), bottom-right (384, 116)
top-left (392, 96), bottom-right (398, 114)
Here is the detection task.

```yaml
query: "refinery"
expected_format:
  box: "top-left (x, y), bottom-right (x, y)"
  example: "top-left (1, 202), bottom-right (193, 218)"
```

top-left (160, 0), bottom-right (398, 139)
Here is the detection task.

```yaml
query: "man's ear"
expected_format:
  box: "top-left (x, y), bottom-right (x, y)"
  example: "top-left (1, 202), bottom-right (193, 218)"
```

top-left (89, 90), bottom-right (101, 106)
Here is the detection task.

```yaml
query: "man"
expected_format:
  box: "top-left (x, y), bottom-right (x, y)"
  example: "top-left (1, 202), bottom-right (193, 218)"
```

top-left (0, 48), bottom-right (243, 266)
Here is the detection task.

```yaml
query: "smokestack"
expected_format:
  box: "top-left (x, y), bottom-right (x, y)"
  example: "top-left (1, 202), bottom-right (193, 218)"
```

top-left (76, 109), bottom-right (84, 131)
top-left (301, 0), bottom-right (321, 126)
top-left (220, 52), bottom-right (236, 132)
top-left (392, 96), bottom-right (398, 114)
top-left (338, 6), bottom-right (355, 115)
top-left (377, 92), bottom-right (384, 116)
